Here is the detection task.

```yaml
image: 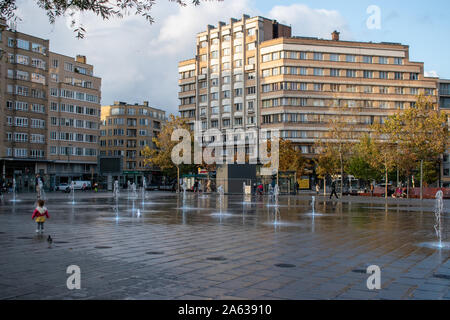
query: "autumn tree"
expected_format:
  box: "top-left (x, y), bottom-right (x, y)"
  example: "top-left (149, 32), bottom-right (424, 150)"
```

top-left (314, 147), bottom-right (339, 196)
top-left (376, 95), bottom-right (448, 199)
top-left (264, 138), bottom-right (306, 183)
top-left (315, 101), bottom-right (358, 197)
top-left (142, 114), bottom-right (195, 192)
top-left (0, 0), bottom-right (208, 38)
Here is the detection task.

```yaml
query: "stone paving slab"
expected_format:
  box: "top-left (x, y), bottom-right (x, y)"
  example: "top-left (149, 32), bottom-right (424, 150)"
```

top-left (0, 191), bottom-right (449, 300)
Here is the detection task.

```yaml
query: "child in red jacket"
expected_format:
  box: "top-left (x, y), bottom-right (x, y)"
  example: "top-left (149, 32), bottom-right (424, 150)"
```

top-left (32, 199), bottom-right (49, 233)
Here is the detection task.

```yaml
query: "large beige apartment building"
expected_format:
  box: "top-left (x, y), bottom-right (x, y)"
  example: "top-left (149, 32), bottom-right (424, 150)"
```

top-left (48, 53), bottom-right (101, 185)
top-left (178, 14), bottom-right (439, 175)
top-left (100, 101), bottom-right (165, 186)
top-left (0, 19), bottom-right (102, 190)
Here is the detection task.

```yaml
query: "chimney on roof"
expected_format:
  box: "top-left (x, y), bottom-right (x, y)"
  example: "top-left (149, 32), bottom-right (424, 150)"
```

top-left (76, 55), bottom-right (86, 64)
top-left (332, 30), bottom-right (340, 41)
top-left (143, 101), bottom-right (149, 107)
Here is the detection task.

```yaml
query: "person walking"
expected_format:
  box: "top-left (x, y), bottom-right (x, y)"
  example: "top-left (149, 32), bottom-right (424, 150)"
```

top-left (315, 183), bottom-right (320, 195)
top-left (330, 180), bottom-right (339, 200)
top-left (294, 181), bottom-right (299, 195)
top-left (370, 183), bottom-right (374, 197)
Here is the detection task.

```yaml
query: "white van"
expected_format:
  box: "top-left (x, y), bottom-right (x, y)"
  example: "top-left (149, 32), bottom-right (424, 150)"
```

top-left (72, 181), bottom-right (91, 190)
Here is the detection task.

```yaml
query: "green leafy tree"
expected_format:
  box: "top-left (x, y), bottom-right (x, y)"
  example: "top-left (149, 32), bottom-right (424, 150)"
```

top-left (0, 0), bottom-right (207, 38)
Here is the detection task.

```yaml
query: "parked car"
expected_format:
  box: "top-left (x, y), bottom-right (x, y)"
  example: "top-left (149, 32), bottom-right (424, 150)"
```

top-left (146, 184), bottom-right (159, 191)
top-left (55, 183), bottom-right (70, 192)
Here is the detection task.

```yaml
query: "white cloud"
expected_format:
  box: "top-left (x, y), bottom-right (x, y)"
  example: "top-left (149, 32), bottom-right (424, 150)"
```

top-left (425, 70), bottom-right (439, 78)
top-left (269, 4), bottom-right (351, 40)
top-left (12, 1), bottom-right (350, 115)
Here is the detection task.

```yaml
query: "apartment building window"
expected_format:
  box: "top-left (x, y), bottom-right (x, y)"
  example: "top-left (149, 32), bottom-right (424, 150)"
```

top-left (272, 67), bottom-right (279, 76)
top-left (211, 78), bottom-right (219, 86)
top-left (31, 119), bottom-right (45, 129)
top-left (235, 73), bottom-right (243, 82)
top-left (247, 116), bottom-right (255, 125)
top-left (31, 73), bottom-right (46, 84)
top-left (425, 88), bottom-right (434, 96)
top-left (346, 85), bottom-right (357, 93)
top-left (234, 45), bottom-right (242, 53)
top-left (211, 92), bottom-right (219, 100)
top-left (17, 39), bottom-right (29, 50)
top-left (363, 56), bottom-right (373, 64)
top-left (262, 54), bottom-right (271, 62)
top-left (313, 52), bottom-right (323, 61)
top-left (14, 117), bottom-right (28, 127)
top-left (14, 132), bottom-right (28, 142)
top-left (262, 69), bottom-right (271, 77)
top-left (314, 68), bottom-right (323, 76)
top-left (410, 88), bottom-right (418, 95)
top-left (65, 62), bottom-right (73, 71)
top-left (234, 88), bottom-right (243, 97)
top-left (394, 72), bottom-right (403, 80)
top-left (234, 59), bottom-right (243, 68)
top-left (211, 64), bottom-right (219, 73)
top-left (247, 86), bottom-right (256, 95)
top-left (247, 56), bottom-right (255, 65)
top-left (222, 118), bottom-right (230, 127)
top-left (330, 69), bottom-right (339, 77)
top-left (32, 58), bottom-right (46, 69)
top-left (394, 58), bottom-right (403, 65)
top-left (363, 86), bottom-right (373, 93)
top-left (272, 51), bottom-right (280, 61)
top-left (247, 28), bottom-right (256, 36)
top-left (235, 103), bottom-right (243, 111)
top-left (200, 94), bottom-right (207, 103)
top-left (395, 87), bottom-right (404, 95)
top-left (379, 71), bottom-right (388, 79)
top-left (331, 84), bottom-right (340, 92)
top-left (395, 102), bottom-right (404, 109)
top-left (346, 70), bottom-right (356, 78)
top-left (223, 105), bottom-right (231, 113)
top-left (222, 76), bottom-right (230, 84)
top-left (410, 73), bottom-right (419, 80)
top-left (200, 41), bottom-right (207, 48)
top-left (211, 120), bottom-right (219, 128)
top-left (234, 118), bottom-right (243, 125)
top-left (330, 54), bottom-right (339, 62)
top-left (314, 83), bottom-right (323, 91)
top-left (31, 104), bottom-right (45, 113)
top-left (346, 55), bottom-right (356, 62)
top-left (16, 54), bottom-right (29, 65)
top-left (16, 85), bottom-right (29, 96)
top-left (247, 42), bottom-right (256, 51)
top-left (299, 52), bottom-right (307, 60)
top-left (379, 57), bottom-right (388, 64)
top-left (223, 90), bottom-right (231, 98)
top-left (14, 149), bottom-right (28, 158)
top-left (363, 71), bottom-right (373, 79)
top-left (234, 31), bottom-right (243, 38)
top-left (377, 101), bottom-right (388, 109)
top-left (198, 81), bottom-right (207, 89)
top-left (222, 34), bottom-right (231, 42)
top-left (211, 50), bottom-right (219, 59)
top-left (247, 72), bottom-right (255, 80)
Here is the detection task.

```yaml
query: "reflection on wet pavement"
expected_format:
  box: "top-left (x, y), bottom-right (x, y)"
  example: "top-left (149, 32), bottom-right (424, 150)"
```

top-left (0, 191), bottom-right (449, 300)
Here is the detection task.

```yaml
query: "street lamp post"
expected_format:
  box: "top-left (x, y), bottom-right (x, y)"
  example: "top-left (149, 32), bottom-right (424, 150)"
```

top-left (68, 144), bottom-right (72, 182)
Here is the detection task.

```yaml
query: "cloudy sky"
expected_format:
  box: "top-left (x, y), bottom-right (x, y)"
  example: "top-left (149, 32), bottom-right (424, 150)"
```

top-left (12, 0), bottom-right (450, 114)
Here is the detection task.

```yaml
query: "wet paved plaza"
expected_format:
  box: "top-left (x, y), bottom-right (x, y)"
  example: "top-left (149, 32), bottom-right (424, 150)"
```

top-left (0, 191), bottom-right (449, 300)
